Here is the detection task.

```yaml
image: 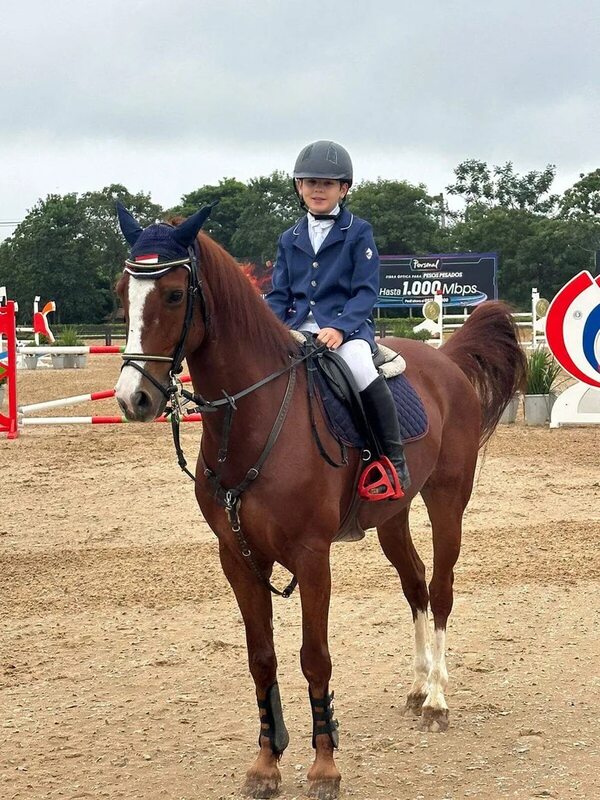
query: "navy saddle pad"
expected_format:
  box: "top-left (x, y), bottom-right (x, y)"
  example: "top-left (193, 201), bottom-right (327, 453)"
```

top-left (317, 373), bottom-right (428, 447)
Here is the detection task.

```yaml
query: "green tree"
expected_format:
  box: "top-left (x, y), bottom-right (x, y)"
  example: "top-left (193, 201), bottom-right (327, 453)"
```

top-left (0, 187), bottom-right (161, 323)
top-left (559, 168), bottom-right (600, 219)
top-left (79, 184), bottom-right (162, 321)
top-left (440, 207), bottom-right (597, 306)
top-left (231, 171), bottom-right (299, 262)
top-left (349, 179), bottom-right (441, 254)
top-left (0, 193), bottom-right (96, 322)
top-left (447, 159), bottom-right (558, 214)
top-left (169, 178), bottom-right (248, 253)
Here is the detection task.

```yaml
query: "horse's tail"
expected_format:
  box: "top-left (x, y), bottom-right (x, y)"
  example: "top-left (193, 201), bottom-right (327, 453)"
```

top-left (441, 301), bottom-right (527, 445)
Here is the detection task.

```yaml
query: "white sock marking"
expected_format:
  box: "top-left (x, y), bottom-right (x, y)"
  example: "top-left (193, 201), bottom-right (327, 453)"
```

top-left (410, 610), bottom-right (432, 697)
top-left (424, 628), bottom-right (449, 712)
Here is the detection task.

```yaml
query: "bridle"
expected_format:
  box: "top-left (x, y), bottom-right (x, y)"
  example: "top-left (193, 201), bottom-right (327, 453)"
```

top-left (121, 242), bottom-right (208, 401)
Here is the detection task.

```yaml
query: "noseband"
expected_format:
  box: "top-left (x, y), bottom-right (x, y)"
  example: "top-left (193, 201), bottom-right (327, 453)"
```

top-left (121, 242), bottom-right (209, 399)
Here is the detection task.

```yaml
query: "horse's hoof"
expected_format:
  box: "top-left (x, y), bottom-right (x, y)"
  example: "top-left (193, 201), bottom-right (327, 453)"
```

top-left (403, 691), bottom-right (427, 716)
top-left (242, 773), bottom-right (281, 799)
top-left (306, 777), bottom-right (341, 800)
top-left (418, 706), bottom-right (449, 732)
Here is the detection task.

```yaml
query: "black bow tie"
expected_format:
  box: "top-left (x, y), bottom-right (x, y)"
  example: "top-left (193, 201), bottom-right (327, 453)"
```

top-left (309, 218), bottom-right (332, 230)
top-left (310, 212), bottom-right (339, 221)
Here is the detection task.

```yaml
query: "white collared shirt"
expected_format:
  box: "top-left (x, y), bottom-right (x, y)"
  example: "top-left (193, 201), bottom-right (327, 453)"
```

top-left (307, 204), bottom-right (339, 253)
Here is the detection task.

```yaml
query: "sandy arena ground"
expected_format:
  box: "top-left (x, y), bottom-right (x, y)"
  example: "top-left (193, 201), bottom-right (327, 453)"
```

top-left (2, 355), bottom-right (599, 800)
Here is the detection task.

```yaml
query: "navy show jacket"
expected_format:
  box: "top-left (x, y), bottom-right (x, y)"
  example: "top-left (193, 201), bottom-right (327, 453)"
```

top-left (265, 208), bottom-right (380, 349)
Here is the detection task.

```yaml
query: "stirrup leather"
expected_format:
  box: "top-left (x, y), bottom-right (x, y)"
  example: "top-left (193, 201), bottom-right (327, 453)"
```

top-left (358, 456), bottom-right (404, 501)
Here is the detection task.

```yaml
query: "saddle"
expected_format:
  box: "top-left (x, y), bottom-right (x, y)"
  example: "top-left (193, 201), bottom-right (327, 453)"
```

top-left (292, 331), bottom-right (428, 542)
top-left (292, 332), bottom-right (397, 459)
top-left (291, 329), bottom-right (418, 443)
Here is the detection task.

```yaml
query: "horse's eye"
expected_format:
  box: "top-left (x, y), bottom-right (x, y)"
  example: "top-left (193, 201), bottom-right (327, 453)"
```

top-left (167, 290), bottom-right (184, 304)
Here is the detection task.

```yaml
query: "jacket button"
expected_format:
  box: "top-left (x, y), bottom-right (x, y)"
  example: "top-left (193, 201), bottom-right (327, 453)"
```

top-left (309, 300), bottom-right (316, 306)
top-left (312, 261), bottom-right (319, 268)
top-left (311, 280), bottom-right (317, 287)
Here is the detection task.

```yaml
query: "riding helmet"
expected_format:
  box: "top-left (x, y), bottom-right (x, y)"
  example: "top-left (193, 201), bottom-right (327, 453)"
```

top-left (293, 141), bottom-right (353, 186)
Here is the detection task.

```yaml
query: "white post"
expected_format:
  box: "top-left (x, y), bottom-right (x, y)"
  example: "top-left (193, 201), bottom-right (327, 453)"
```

top-left (531, 288), bottom-right (539, 349)
top-left (436, 291), bottom-right (444, 344)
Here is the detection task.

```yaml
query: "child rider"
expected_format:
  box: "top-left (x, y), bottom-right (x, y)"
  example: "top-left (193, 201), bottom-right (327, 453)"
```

top-left (266, 140), bottom-right (410, 492)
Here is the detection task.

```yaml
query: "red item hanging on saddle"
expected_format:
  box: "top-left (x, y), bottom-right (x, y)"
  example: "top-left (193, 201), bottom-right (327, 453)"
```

top-left (358, 456), bottom-right (404, 501)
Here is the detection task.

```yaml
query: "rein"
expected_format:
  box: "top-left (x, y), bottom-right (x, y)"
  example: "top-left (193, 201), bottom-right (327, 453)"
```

top-left (201, 367), bottom-right (299, 598)
top-left (170, 343), bottom-right (350, 598)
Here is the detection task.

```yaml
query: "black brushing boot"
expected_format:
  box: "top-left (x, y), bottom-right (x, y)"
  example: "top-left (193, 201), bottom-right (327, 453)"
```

top-left (360, 375), bottom-right (411, 491)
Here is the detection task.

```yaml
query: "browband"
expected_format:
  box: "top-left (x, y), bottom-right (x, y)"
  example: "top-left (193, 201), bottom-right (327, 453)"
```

top-left (124, 256), bottom-right (192, 275)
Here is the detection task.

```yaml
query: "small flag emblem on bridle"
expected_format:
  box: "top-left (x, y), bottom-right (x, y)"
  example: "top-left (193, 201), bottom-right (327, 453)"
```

top-left (135, 254), bottom-right (160, 265)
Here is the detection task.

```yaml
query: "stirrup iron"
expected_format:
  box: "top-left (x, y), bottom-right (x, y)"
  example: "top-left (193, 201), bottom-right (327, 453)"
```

top-left (358, 456), bottom-right (404, 501)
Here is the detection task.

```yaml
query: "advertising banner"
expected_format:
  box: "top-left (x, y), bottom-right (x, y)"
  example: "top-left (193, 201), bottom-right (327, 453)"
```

top-left (377, 253), bottom-right (498, 308)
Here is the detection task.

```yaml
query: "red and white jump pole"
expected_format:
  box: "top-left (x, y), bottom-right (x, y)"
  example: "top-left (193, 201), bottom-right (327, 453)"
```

top-left (1, 295), bottom-right (200, 439)
top-left (14, 368), bottom-right (200, 435)
top-left (20, 388), bottom-right (117, 415)
top-left (22, 413), bottom-right (202, 426)
top-left (19, 375), bottom-right (192, 416)
top-left (17, 345), bottom-right (126, 355)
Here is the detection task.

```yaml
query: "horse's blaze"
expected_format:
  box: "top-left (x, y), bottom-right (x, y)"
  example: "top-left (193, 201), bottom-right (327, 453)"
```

top-left (114, 278), bottom-right (163, 420)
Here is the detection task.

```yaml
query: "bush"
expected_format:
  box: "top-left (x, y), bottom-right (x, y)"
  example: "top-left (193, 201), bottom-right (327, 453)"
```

top-left (379, 317), bottom-right (430, 341)
top-left (525, 348), bottom-right (561, 394)
top-left (55, 325), bottom-right (84, 347)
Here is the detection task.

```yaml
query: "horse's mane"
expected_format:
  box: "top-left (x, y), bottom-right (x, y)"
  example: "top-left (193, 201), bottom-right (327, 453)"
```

top-left (196, 232), bottom-right (295, 365)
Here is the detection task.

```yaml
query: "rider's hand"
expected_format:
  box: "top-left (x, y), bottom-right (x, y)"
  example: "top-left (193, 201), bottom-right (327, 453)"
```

top-left (317, 327), bottom-right (344, 350)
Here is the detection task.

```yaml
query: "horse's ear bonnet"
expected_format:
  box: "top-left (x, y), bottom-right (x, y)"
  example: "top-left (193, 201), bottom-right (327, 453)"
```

top-left (116, 201), bottom-right (143, 247)
top-left (116, 200), bottom-right (218, 265)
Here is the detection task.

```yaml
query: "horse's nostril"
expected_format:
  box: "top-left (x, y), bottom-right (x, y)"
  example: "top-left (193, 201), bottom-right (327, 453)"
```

top-left (133, 390), bottom-right (151, 411)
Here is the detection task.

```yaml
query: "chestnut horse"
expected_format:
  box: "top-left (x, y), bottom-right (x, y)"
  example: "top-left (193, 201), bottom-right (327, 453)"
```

top-left (114, 207), bottom-right (526, 800)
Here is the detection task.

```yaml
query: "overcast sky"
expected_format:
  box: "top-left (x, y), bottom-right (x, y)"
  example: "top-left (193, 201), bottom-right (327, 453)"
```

top-left (1, 0), bottom-right (598, 240)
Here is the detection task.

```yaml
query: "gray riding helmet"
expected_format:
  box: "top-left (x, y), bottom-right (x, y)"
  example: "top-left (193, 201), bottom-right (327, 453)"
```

top-left (293, 140), bottom-right (353, 186)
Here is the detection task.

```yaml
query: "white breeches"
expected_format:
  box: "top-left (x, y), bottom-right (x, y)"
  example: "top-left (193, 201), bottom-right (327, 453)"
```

top-left (299, 317), bottom-right (378, 392)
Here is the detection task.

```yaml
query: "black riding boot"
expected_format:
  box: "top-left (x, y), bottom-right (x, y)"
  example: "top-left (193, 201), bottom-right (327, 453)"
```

top-left (360, 375), bottom-right (411, 491)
